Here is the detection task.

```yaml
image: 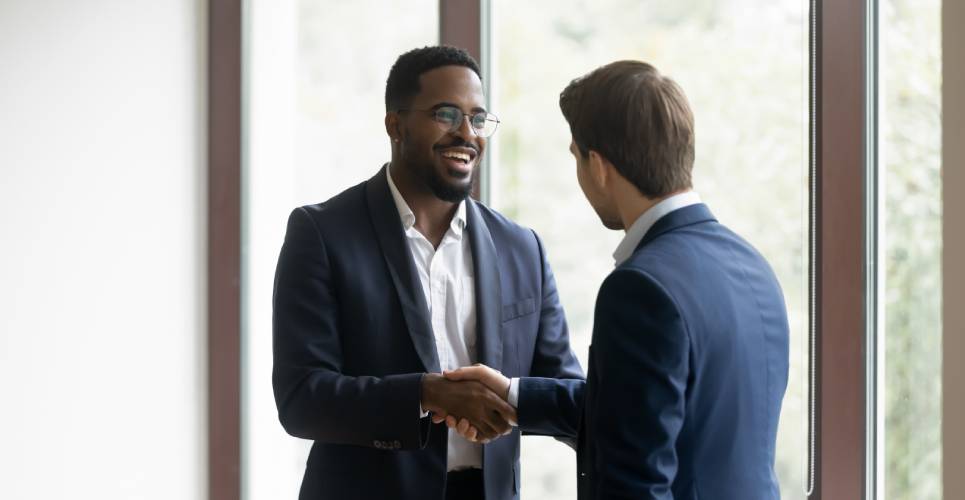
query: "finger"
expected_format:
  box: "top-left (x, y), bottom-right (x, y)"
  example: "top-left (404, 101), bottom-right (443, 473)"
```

top-left (456, 418), bottom-right (471, 437)
top-left (486, 395), bottom-right (518, 431)
top-left (446, 415), bottom-right (458, 429)
top-left (442, 365), bottom-right (485, 382)
top-left (431, 413), bottom-right (446, 424)
top-left (496, 398), bottom-right (518, 423)
top-left (471, 416), bottom-right (500, 441)
top-left (458, 419), bottom-right (482, 442)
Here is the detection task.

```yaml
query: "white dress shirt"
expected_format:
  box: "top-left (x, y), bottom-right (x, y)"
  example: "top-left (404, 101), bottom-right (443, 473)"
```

top-left (505, 191), bottom-right (702, 408)
top-left (386, 167), bottom-right (482, 471)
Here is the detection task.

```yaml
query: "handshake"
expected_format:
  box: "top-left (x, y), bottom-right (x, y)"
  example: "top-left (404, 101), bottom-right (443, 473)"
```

top-left (420, 364), bottom-right (514, 444)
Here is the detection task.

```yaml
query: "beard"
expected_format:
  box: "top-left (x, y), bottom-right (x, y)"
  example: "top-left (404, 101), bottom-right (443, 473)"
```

top-left (423, 165), bottom-right (475, 202)
top-left (402, 135), bottom-right (477, 203)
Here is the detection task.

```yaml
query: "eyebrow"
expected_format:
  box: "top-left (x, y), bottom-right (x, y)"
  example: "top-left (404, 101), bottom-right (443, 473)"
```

top-left (430, 102), bottom-right (488, 113)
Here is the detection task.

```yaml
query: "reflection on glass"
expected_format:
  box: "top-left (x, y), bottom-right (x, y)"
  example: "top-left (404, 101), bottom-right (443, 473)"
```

top-left (880, 0), bottom-right (942, 497)
top-left (490, 1), bottom-right (808, 498)
top-left (243, 1), bottom-right (437, 499)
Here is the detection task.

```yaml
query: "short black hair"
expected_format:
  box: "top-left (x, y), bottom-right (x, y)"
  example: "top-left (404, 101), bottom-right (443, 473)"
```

top-left (385, 46), bottom-right (482, 112)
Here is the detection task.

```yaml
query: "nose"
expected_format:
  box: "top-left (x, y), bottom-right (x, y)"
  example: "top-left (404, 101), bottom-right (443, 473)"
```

top-left (452, 114), bottom-right (476, 142)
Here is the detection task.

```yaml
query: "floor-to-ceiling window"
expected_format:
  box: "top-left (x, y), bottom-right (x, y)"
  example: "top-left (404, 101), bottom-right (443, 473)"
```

top-left (240, 1), bottom-right (947, 498)
top-left (487, 1), bottom-right (810, 497)
top-left (878, 0), bottom-right (943, 497)
top-left (242, 2), bottom-right (437, 498)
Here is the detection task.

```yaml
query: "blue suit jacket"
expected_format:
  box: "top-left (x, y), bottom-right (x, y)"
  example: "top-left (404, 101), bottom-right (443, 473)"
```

top-left (272, 166), bottom-right (584, 500)
top-left (518, 204), bottom-right (789, 499)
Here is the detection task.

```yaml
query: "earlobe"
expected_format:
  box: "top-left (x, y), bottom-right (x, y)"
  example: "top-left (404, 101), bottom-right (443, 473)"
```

top-left (385, 113), bottom-right (401, 143)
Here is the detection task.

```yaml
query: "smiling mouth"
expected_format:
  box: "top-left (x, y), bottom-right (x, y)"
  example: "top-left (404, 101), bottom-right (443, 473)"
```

top-left (439, 150), bottom-right (473, 164)
top-left (436, 148), bottom-right (478, 179)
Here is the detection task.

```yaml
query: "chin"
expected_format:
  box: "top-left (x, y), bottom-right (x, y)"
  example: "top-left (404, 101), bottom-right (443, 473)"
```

top-left (429, 175), bottom-right (474, 203)
top-left (445, 167), bottom-right (473, 181)
top-left (601, 218), bottom-right (625, 231)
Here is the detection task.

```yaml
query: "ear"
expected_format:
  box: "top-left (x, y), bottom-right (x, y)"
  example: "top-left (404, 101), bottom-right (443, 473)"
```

top-left (587, 150), bottom-right (611, 189)
top-left (385, 112), bottom-right (402, 143)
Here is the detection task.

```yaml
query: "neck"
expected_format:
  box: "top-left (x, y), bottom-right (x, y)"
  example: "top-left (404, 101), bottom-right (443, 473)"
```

top-left (389, 162), bottom-right (459, 247)
top-left (615, 185), bottom-right (689, 232)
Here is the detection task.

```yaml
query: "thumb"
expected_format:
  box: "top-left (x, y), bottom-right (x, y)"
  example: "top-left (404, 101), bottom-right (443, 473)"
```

top-left (443, 366), bottom-right (482, 381)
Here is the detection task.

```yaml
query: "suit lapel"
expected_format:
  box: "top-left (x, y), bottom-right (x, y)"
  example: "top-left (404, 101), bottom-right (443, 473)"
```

top-left (466, 200), bottom-right (503, 370)
top-left (364, 166), bottom-right (440, 373)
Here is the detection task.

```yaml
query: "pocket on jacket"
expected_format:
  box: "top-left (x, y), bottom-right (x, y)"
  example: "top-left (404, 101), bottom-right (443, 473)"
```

top-left (501, 297), bottom-right (537, 322)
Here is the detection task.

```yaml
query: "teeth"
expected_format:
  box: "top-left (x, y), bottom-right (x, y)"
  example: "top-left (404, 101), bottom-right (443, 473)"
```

top-left (441, 151), bottom-right (471, 162)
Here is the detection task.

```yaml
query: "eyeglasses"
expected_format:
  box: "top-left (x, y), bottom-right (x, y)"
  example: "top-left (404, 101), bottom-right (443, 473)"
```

top-left (397, 105), bottom-right (500, 138)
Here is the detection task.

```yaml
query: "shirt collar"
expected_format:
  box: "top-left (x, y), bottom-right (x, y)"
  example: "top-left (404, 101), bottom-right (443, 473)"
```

top-left (386, 165), bottom-right (467, 236)
top-left (612, 191), bottom-right (702, 266)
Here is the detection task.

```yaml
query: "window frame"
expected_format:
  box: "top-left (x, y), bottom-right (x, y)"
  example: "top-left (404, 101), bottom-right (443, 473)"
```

top-left (204, 1), bottom-right (926, 498)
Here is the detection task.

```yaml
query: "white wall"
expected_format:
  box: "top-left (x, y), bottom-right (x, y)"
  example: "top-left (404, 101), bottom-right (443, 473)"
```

top-left (0, 1), bottom-right (206, 499)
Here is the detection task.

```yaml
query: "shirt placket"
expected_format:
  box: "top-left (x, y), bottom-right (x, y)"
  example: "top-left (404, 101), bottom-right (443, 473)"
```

top-left (428, 243), bottom-right (449, 370)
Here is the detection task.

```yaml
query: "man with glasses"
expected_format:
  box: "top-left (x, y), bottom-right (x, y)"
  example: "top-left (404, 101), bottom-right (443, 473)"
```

top-left (272, 45), bottom-right (583, 500)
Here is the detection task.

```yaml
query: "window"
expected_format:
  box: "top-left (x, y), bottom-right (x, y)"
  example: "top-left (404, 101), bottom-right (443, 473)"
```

top-left (489, 1), bottom-right (810, 497)
top-left (242, 2), bottom-right (437, 498)
top-left (878, 0), bottom-right (943, 496)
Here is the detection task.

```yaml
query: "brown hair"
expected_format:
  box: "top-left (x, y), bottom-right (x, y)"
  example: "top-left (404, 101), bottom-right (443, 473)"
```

top-left (559, 60), bottom-right (695, 198)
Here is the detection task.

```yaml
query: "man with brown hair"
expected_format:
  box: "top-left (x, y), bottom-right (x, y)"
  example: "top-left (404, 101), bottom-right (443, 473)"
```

top-left (445, 61), bottom-right (790, 499)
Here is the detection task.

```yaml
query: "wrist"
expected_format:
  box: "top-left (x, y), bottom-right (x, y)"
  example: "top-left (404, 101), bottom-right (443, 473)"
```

top-left (499, 379), bottom-right (510, 401)
top-left (421, 373), bottom-right (443, 411)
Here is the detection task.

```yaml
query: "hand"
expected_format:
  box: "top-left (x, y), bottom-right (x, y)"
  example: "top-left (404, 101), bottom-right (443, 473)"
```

top-left (420, 373), bottom-right (516, 443)
top-left (441, 364), bottom-right (514, 442)
top-left (443, 364), bottom-right (511, 401)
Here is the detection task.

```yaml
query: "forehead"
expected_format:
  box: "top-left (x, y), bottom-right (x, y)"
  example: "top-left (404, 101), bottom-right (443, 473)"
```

top-left (411, 65), bottom-right (485, 109)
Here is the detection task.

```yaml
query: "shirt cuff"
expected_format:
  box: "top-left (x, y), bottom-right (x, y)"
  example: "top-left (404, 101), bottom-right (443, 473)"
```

top-left (508, 378), bottom-right (520, 409)
top-left (420, 405), bottom-right (429, 418)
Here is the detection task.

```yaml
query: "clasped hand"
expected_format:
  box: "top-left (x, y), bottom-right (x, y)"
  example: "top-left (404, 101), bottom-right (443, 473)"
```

top-left (420, 364), bottom-right (513, 443)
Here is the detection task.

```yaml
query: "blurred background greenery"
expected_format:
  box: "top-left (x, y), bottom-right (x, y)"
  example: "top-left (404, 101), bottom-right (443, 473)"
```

top-left (881, 0), bottom-right (942, 497)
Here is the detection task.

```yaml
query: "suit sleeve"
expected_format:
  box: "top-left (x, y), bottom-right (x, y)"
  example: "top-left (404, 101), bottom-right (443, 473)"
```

top-left (590, 267), bottom-right (690, 498)
top-left (516, 231), bottom-right (586, 439)
top-left (271, 207), bottom-right (430, 450)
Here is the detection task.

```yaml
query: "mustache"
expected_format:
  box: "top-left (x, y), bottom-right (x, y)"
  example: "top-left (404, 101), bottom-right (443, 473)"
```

top-left (433, 139), bottom-right (479, 154)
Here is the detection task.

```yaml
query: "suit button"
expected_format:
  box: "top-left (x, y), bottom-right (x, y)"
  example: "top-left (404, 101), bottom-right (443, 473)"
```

top-left (393, 440), bottom-right (401, 449)
top-left (374, 441), bottom-right (382, 449)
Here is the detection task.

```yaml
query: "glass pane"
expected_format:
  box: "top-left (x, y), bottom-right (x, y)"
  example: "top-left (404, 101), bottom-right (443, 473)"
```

top-left (242, 2), bottom-right (437, 499)
top-left (879, 0), bottom-right (943, 496)
top-left (489, 1), bottom-right (810, 498)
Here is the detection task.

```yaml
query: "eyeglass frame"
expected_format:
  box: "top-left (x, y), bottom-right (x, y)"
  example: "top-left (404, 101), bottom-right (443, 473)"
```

top-left (395, 104), bottom-right (501, 138)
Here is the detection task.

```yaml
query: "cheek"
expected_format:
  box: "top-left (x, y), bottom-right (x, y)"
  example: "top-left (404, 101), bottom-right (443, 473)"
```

top-left (575, 164), bottom-right (590, 191)
top-left (404, 131), bottom-right (437, 158)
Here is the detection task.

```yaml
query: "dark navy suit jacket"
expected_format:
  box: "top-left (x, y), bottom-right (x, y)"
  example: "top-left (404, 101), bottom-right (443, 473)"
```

top-left (518, 204), bottom-right (789, 499)
top-left (272, 166), bottom-right (584, 500)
